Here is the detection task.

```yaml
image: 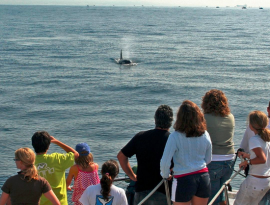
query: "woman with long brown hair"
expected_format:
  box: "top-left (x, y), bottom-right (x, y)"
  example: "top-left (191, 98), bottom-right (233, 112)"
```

top-left (0, 147), bottom-right (60, 205)
top-left (201, 89), bottom-right (235, 205)
top-left (79, 159), bottom-right (127, 205)
top-left (160, 100), bottom-right (212, 205)
top-left (235, 111), bottom-right (270, 205)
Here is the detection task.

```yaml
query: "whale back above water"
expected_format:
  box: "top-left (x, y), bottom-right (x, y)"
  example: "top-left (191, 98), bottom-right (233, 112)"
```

top-left (115, 50), bottom-right (137, 66)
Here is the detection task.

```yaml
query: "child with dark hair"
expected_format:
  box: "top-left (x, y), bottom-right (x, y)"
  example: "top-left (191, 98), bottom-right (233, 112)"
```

top-left (66, 143), bottom-right (100, 205)
top-left (79, 160), bottom-right (127, 205)
top-left (31, 131), bottom-right (79, 205)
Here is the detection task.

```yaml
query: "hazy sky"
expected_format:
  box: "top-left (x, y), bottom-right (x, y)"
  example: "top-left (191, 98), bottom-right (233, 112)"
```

top-left (0, 0), bottom-right (269, 7)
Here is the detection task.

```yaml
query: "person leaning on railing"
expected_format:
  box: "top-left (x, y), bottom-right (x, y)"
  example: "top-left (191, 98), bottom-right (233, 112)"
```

top-left (118, 105), bottom-right (174, 205)
top-left (239, 101), bottom-right (270, 205)
top-left (201, 89), bottom-right (235, 205)
top-left (234, 111), bottom-right (270, 205)
top-left (160, 100), bottom-right (212, 205)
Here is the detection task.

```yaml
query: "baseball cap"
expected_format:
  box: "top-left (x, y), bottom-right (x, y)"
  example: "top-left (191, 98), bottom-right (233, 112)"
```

top-left (76, 143), bottom-right (90, 156)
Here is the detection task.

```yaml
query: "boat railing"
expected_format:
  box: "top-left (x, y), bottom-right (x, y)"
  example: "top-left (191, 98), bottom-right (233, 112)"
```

top-left (136, 155), bottom-right (245, 205)
top-left (67, 156), bottom-right (245, 205)
top-left (208, 156), bottom-right (245, 205)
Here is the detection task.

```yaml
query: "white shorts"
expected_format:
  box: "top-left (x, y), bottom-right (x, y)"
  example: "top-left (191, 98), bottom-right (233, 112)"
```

top-left (234, 175), bottom-right (270, 205)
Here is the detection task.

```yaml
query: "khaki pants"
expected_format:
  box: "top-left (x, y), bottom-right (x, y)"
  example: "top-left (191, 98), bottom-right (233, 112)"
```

top-left (234, 175), bottom-right (270, 205)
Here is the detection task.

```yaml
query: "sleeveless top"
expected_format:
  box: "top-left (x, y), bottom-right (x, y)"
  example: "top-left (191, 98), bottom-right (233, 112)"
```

top-left (72, 164), bottom-right (100, 204)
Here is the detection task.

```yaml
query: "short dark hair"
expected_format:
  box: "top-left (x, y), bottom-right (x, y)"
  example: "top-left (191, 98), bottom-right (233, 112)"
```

top-left (154, 105), bottom-right (173, 129)
top-left (31, 131), bottom-right (51, 153)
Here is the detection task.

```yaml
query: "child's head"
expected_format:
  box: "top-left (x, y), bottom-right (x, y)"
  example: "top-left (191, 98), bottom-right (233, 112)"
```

top-left (31, 131), bottom-right (51, 154)
top-left (75, 143), bottom-right (93, 168)
top-left (100, 160), bottom-right (119, 201)
top-left (15, 147), bottom-right (38, 181)
top-left (249, 110), bottom-right (270, 142)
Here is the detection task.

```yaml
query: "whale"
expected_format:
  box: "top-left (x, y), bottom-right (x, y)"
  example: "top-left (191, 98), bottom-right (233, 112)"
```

top-left (115, 50), bottom-right (137, 66)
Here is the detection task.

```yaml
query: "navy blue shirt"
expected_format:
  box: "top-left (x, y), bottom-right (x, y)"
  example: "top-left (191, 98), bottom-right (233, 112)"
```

top-left (121, 129), bottom-right (170, 193)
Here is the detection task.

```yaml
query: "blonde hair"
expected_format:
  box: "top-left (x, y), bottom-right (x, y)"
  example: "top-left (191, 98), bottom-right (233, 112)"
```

top-left (75, 153), bottom-right (94, 169)
top-left (249, 111), bottom-right (270, 142)
top-left (15, 148), bottom-right (38, 182)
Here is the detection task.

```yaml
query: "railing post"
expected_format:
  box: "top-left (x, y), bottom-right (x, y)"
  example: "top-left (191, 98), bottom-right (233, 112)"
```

top-left (164, 179), bottom-right (171, 205)
top-left (224, 185), bottom-right (230, 205)
top-left (137, 179), bottom-right (165, 205)
top-left (208, 156), bottom-right (245, 205)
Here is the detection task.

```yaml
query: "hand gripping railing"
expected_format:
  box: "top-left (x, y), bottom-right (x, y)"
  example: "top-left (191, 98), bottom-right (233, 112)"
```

top-left (138, 178), bottom-right (171, 205)
top-left (134, 155), bottom-right (245, 205)
top-left (208, 156), bottom-right (245, 205)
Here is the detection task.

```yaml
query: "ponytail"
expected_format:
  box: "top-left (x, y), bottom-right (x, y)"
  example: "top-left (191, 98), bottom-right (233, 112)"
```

top-left (100, 173), bottom-right (113, 201)
top-left (258, 129), bottom-right (270, 142)
top-left (15, 148), bottom-right (38, 182)
top-left (22, 164), bottom-right (38, 182)
top-left (249, 111), bottom-right (270, 142)
top-left (100, 160), bottom-right (119, 201)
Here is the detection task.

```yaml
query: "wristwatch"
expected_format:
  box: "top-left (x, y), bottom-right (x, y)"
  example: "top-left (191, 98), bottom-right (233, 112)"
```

top-left (247, 159), bottom-right (251, 165)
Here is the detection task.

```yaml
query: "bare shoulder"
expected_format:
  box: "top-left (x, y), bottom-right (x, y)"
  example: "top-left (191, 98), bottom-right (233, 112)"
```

top-left (94, 163), bottom-right (99, 169)
top-left (69, 164), bottom-right (79, 173)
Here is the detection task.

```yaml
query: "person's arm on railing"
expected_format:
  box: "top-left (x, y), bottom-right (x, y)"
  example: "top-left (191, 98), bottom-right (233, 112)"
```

top-left (117, 151), bottom-right (137, 181)
top-left (160, 135), bottom-right (176, 178)
top-left (238, 147), bottom-right (266, 168)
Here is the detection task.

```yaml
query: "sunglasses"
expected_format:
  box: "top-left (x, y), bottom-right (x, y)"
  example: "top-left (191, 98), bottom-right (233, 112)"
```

top-left (13, 159), bottom-right (20, 161)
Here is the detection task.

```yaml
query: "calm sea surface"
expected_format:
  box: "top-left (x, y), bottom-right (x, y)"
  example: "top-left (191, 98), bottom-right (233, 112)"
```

top-left (1, 5), bottom-right (270, 192)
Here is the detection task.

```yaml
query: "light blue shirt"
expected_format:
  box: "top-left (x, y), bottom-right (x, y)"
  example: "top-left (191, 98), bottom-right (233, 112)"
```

top-left (160, 130), bottom-right (212, 178)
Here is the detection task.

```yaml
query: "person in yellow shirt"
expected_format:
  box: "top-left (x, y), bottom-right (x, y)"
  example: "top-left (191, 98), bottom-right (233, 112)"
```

top-left (32, 131), bottom-right (79, 205)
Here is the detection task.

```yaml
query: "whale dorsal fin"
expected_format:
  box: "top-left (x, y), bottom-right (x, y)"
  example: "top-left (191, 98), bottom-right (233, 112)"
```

top-left (120, 49), bottom-right (123, 60)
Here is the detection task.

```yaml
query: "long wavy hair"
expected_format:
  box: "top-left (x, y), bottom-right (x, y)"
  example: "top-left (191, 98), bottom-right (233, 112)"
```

top-left (249, 111), bottom-right (270, 142)
top-left (100, 160), bottom-right (119, 201)
top-left (201, 89), bottom-right (230, 117)
top-left (15, 148), bottom-right (38, 182)
top-left (75, 153), bottom-right (94, 169)
top-left (174, 100), bottom-right (206, 137)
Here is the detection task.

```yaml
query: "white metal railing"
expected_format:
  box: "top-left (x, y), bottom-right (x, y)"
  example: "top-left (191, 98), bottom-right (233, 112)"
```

top-left (208, 156), bottom-right (245, 205)
top-left (137, 178), bottom-right (171, 205)
top-left (137, 155), bottom-right (245, 205)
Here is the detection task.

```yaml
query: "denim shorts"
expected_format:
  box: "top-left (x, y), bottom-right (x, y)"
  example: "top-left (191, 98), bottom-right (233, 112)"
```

top-left (207, 160), bottom-right (234, 205)
top-left (171, 172), bottom-right (211, 202)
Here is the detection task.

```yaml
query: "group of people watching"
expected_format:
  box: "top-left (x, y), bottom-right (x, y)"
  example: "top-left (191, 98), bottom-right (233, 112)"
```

top-left (118, 89), bottom-right (270, 205)
top-left (0, 89), bottom-right (270, 205)
top-left (0, 132), bottom-right (127, 205)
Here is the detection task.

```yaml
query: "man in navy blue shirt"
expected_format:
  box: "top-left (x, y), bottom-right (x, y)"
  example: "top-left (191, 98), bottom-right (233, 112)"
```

top-left (117, 105), bottom-right (173, 205)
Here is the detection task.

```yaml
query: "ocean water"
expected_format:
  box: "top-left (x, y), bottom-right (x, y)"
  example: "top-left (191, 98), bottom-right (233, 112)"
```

top-left (0, 5), bottom-right (270, 192)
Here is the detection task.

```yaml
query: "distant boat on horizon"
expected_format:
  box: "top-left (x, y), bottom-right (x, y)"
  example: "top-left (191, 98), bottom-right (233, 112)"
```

top-left (216, 6), bottom-right (219, 8)
top-left (259, 7), bottom-right (263, 9)
top-left (242, 6), bottom-right (247, 9)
